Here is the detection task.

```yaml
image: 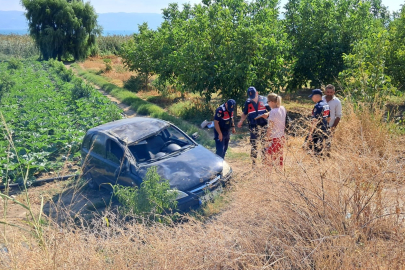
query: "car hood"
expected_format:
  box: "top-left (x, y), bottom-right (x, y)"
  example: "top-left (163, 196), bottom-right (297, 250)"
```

top-left (136, 145), bottom-right (223, 191)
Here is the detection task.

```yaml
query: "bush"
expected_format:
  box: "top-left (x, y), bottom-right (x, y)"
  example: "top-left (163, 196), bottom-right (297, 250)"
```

top-left (124, 75), bottom-right (144, 92)
top-left (169, 97), bottom-right (215, 125)
top-left (71, 78), bottom-right (92, 100)
top-left (7, 57), bottom-right (22, 70)
top-left (113, 166), bottom-right (178, 218)
top-left (48, 59), bottom-right (74, 82)
top-left (0, 72), bottom-right (15, 101)
top-left (103, 58), bottom-right (113, 72)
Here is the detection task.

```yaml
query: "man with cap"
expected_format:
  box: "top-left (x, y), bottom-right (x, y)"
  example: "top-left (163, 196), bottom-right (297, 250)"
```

top-left (237, 87), bottom-right (271, 165)
top-left (308, 89), bottom-right (330, 156)
top-left (214, 99), bottom-right (236, 158)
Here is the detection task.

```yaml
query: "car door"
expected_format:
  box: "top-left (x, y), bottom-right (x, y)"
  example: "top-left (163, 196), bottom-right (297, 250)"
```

top-left (86, 132), bottom-right (110, 187)
top-left (105, 139), bottom-right (136, 187)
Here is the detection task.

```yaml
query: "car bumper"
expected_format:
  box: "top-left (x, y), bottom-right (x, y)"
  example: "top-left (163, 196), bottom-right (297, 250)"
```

top-left (177, 169), bottom-right (233, 211)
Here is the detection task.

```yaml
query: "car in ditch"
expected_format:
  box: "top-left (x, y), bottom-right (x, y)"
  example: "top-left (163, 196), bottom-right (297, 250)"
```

top-left (80, 117), bottom-right (232, 211)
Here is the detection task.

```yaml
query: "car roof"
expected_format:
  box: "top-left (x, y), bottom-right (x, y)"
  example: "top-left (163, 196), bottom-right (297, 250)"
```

top-left (88, 117), bottom-right (170, 145)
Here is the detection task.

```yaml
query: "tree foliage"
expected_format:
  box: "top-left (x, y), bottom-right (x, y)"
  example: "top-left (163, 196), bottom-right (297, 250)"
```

top-left (120, 0), bottom-right (288, 104)
top-left (117, 0), bottom-right (403, 104)
top-left (339, 22), bottom-right (396, 103)
top-left (386, 5), bottom-right (405, 90)
top-left (22, 0), bottom-right (100, 61)
top-left (283, 0), bottom-right (388, 89)
top-left (120, 23), bottom-right (160, 90)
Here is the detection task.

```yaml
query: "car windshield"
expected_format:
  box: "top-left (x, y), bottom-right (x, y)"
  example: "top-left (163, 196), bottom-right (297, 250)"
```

top-left (128, 125), bottom-right (195, 164)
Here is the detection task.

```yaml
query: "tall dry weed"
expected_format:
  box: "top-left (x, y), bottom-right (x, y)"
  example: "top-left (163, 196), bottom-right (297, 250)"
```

top-left (1, 102), bottom-right (404, 269)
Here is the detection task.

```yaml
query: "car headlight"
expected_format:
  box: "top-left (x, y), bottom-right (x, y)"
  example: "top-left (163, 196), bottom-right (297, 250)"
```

top-left (167, 189), bottom-right (189, 200)
top-left (222, 160), bottom-right (231, 176)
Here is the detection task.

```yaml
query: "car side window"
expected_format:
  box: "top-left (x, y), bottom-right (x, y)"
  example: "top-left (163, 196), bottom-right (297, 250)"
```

top-left (106, 139), bottom-right (124, 164)
top-left (90, 134), bottom-right (106, 157)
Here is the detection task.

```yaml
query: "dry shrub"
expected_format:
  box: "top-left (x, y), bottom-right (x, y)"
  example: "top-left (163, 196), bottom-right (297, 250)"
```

top-left (1, 103), bottom-right (405, 269)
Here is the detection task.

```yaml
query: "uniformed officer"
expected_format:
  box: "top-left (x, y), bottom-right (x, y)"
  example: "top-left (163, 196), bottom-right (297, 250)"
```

top-left (308, 89), bottom-right (330, 156)
top-left (237, 87), bottom-right (271, 164)
top-left (214, 99), bottom-right (236, 159)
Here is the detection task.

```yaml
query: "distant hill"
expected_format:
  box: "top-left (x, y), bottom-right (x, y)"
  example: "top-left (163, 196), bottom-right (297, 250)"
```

top-left (0, 10), bottom-right (164, 35)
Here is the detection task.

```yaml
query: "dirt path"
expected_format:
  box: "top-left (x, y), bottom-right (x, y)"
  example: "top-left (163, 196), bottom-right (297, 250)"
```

top-left (65, 63), bottom-right (137, 118)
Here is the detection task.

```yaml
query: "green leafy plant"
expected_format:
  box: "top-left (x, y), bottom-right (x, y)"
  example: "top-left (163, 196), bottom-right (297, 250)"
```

top-left (71, 78), bottom-right (92, 100)
top-left (0, 72), bottom-right (15, 101)
top-left (124, 75), bottom-right (145, 92)
top-left (339, 25), bottom-right (397, 104)
top-left (0, 60), bottom-right (123, 183)
top-left (113, 166), bottom-right (178, 218)
top-left (103, 58), bottom-right (113, 72)
top-left (7, 57), bottom-right (22, 70)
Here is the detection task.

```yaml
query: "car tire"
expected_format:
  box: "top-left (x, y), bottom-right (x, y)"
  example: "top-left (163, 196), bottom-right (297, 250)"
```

top-left (84, 172), bottom-right (98, 190)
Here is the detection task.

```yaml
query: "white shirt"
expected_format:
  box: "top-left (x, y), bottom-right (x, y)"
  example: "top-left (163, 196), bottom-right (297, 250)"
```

top-left (322, 95), bottom-right (342, 127)
top-left (267, 106), bottom-right (286, 139)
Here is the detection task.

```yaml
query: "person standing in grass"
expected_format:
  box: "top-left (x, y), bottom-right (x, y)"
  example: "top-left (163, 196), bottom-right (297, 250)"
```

top-left (265, 93), bottom-right (287, 167)
top-left (237, 86), bottom-right (271, 165)
top-left (308, 89), bottom-right (330, 156)
top-left (214, 99), bottom-right (236, 158)
top-left (322, 84), bottom-right (342, 131)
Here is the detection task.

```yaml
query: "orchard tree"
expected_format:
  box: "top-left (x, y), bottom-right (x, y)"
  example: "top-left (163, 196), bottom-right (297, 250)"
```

top-left (283, 0), bottom-right (388, 89)
top-left (160, 0), bottom-right (288, 105)
top-left (339, 22), bottom-right (396, 103)
top-left (120, 23), bottom-right (160, 90)
top-left (386, 5), bottom-right (405, 90)
top-left (120, 0), bottom-right (288, 108)
top-left (22, 0), bottom-right (100, 61)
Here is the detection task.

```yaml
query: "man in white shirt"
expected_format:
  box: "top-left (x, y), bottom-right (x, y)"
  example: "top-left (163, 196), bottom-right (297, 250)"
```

top-left (322, 84), bottom-right (342, 130)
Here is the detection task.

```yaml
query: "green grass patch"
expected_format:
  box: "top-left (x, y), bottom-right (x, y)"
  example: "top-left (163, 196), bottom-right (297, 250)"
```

top-left (225, 148), bottom-right (250, 160)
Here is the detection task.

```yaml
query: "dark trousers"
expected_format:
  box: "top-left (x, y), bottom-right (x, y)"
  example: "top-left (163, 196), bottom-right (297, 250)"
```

top-left (249, 125), bottom-right (267, 164)
top-left (309, 130), bottom-right (330, 156)
top-left (215, 134), bottom-right (230, 159)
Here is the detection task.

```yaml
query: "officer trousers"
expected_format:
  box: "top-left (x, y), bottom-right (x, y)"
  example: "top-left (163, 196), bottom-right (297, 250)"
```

top-left (309, 130), bottom-right (330, 156)
top-left (215, 133), bottom-right (230, 159)
top-left (249, 125), bottom-right (267, 164)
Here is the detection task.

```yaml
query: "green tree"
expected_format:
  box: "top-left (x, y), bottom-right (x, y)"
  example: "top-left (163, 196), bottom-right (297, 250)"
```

top-left (386, 5), bottom-right (405, 90)
top-left (120, 0), bottom-right (288, 108)
top-left (163, 0), bottom-right (287, 104)
top-left (22, 0), bottom-right (100, 61)
top-left (284, 0), bottom-right (388, 90)
top-left (120, 23), bottom-right (160, 90)
top-left (338, 22), bottom-right (396, 103)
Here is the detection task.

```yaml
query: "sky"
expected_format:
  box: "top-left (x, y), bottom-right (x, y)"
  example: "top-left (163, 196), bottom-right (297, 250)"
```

top-left (0, 0), bottom-right (403, 13)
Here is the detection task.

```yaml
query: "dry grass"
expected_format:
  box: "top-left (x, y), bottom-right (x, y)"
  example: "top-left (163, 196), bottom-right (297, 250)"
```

top-left (1, 103), bottom-right (405, 269)
top-left (79, 56), bottom-right (135, 87)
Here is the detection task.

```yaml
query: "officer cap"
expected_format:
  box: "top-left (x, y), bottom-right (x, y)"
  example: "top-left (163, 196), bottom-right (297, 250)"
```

top-left (247, 87), bottom-right (257, 99)
top-left (226, 99), bottom-right (236, 112)
top-left (308, 89), bottom-right (323, 98)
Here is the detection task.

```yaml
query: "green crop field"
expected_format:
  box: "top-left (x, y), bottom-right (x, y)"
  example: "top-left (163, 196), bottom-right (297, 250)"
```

top-left (0, 60), bottom-right (123, 184)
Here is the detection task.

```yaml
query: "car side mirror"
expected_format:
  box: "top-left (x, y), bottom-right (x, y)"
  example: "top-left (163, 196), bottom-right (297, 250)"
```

top-left (191, 132), bottom-right (199, 140)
